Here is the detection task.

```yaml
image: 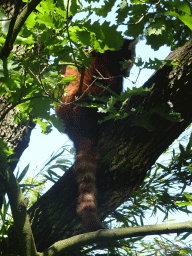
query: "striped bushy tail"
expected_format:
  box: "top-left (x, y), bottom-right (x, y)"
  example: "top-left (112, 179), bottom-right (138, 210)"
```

top-left (75, 140), bottom-right (104, 231)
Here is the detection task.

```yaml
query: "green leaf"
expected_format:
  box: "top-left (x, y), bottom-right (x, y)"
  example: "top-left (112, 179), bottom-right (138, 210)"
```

top-left (186, 166), bottom-right (192, 172)
top-left (177, 1), bottom-right (192, 15)
top-left (147, 23), bottom-right (166, 36)
top-left (36, 0), bottom-right (56, 28)
top-left (179, 143), bottom-right (185, 155)
top-left (16, 164), bottom-right (30, 183)
top-left (70, 0), bottom-right (80, 15)
top-left (183, 192), bottom-right (192, 201)
top-left (69, 26), bottom-right (93, 46)
top-left (94, 0), bottom-right (116, 18)
top-left (15, 35), bottom-right (35, 45)
top-left (44, 174), bottom-right (57, 183)
top-left (0, 139), bottom-right (14, 159)
top-left (146, 20), bottom-right (170, 50)
top-left (143, 58), bottom-right (175, 70)
top-left (83, 20), bottom-right (124, 51)
top-left (0, 37), bottom-right (5, 44)
top-left (25, 12), bottom-right (37, 29)
top-left (35, 119), bottom-right (52, 134)
top-left (180, 232), bottom-right (191, 240)
top-left (167, 10), bottom-right (192, 31)
top-left (156, 163), bottom-right (170, 172)
top-left (166, 1), bottom-right (192, 31)
top-left (180, 249), bottom-right (192, 254)
top-left (116, 0), bottom-right (129, 24)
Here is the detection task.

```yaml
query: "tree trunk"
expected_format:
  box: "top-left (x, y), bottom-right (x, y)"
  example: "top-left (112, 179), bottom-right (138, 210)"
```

top-left (0, 1), bottom-right (36, 213)
top-left (0, 95), bottom-right (35, 208)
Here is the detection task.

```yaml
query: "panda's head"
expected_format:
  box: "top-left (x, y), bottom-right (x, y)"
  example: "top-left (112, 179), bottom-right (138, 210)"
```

top-left (106, 38), bottom-right (138, 77)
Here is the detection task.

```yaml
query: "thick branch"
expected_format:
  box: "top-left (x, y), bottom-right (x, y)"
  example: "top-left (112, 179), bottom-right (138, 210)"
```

top-left (4, 169), bottom-right (38, 256)
top-left (42, 221), bottom-right (192, 256)
top-left (0, 94), bottom-right (35, 209)
top-left (0, 0), bottom-right (42, 58)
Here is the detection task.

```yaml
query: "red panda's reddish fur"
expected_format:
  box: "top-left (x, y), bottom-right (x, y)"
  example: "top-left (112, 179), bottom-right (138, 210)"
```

top-left (55, 39), bottom-right (137, 231)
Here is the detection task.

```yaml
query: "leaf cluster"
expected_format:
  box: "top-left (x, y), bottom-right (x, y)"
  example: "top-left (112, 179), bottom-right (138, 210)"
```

top-left (0, 0), bottom-right (191, 157)
top-left (119, 0), bottom-right (192, 50)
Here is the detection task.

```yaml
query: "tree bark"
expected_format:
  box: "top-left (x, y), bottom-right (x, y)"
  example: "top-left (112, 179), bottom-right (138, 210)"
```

top-left (0, 95), bottom-right (35, 210)
top-left (24, 39), bottom-right (192, 252)
top-left (0, 1), bottom-right (37, 213)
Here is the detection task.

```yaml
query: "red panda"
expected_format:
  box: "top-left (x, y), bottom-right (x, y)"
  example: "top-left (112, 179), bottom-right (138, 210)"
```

top-left (56, 39), bottom-right (137, 231)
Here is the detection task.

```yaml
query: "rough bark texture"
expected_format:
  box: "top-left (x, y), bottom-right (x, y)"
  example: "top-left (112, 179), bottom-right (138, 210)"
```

top-left (0, 95), bottom-right (35, 208)
top-left (0, 1), bottom-right (35, 212)
top-left (25, 39), bottom-right (192, 252)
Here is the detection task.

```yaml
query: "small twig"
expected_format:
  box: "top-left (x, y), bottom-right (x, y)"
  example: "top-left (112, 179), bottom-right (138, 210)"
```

top-left (66, 0), bottom-right (77, 67)
top-left (122, 0), bottom-right (160, 26)
top-left (0, 18), bottom-right (11, 21)
top-left (135, 67), bottom-right (142, 84)
top-left (28, 66), bottom-right (42, 84)
top-left (0, 0), bottom-right (22, 57)
top-left (27, 65), bottom-right (49, 97)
